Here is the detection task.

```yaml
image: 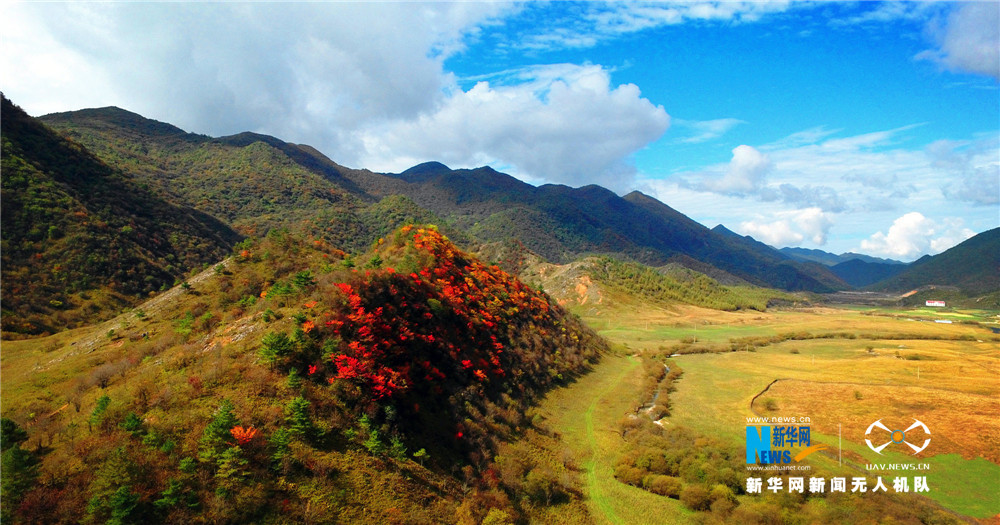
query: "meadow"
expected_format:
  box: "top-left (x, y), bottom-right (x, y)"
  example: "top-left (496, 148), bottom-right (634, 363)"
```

top-left (557, 298), bottom-right (1000, 521)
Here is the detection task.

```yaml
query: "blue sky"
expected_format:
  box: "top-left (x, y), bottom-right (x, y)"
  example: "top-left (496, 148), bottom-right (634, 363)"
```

top-left (2, 1), bottom-right (997, 260)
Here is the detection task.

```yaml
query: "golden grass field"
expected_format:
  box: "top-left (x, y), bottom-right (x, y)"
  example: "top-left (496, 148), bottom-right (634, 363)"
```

top-left (564, 297), bottom-right (1000, 520)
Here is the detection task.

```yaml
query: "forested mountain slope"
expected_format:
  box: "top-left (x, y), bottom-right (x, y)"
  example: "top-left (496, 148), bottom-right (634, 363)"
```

top-left (1, 96), bottom-right (240, 335)
top-left (343, 162), bottom-right (847, 293)
top-left (39, 107), bottom-right (466, 251)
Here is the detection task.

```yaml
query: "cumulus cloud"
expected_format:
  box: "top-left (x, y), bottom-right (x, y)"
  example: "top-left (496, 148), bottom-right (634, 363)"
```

top-left (1, 3), bottom-right (673, 188)
top-left (917, 2), bottom-right (1000, 80)
top-left (358, 64), bottom-right (669, 190)
top-left (0, 3), bottom-right (493, 157)
top-left (738, 207), bottom-right (833, 247)
top-left (860, 212), bottom-right (975, 260)
top-left (699, 145), bottom-right (772, 195)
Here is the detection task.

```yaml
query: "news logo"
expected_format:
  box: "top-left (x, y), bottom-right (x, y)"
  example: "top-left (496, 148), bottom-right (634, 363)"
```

top-left (746, 423), bottom-right (828, 464)
top-left (864, 419), bottom-right (931, 455)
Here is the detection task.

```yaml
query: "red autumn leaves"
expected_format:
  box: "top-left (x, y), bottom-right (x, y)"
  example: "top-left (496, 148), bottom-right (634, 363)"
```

top-left (316, 227), bottom-right (556, 400)
top-left (230, 425), bottom-right (260, 445)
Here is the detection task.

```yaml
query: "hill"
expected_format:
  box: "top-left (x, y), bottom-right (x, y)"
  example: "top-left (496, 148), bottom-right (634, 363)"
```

top-left (0, 226), bottom-right (606, 524)
top-left (869, 227), bottom-right (1000, 295)
top-left (39, 105), bottom-right (848, 293)
top-left (829, 258), bottom-right (907, 288)
top-left (0, 95), bottom-right (240, 335)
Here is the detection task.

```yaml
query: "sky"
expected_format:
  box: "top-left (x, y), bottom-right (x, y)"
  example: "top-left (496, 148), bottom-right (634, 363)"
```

top-left (2, 1), bottom-right (998, 261)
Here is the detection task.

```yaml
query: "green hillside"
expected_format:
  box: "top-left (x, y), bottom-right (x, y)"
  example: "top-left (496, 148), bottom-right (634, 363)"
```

top-left (588, 257), bottom-right (795, 311)
top-left (1, 95), bottom-right (240, 335)
top-left (39, 108), bottom-right (850, 294)
top-left (0, 227), bottom-right (606, 524)
top-left (870, 228), bottom-right (1000, 294)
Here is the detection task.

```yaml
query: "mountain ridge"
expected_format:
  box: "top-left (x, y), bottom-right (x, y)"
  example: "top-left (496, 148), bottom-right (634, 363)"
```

top-left (1, 95), bottom-right (241, 335)
top-left (34, 102), bottom-right (997, 299)
top-left (779, 246), bottom-right (906, 266)
top-left (40, 103), bottom-right (848, 293)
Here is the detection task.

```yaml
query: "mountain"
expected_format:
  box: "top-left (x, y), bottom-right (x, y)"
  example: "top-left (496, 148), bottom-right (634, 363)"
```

top-left (0, 95), bottom-right (240, 335)
top-left (38, 107), bottom-right (469, 252)
top-left (344, 163), bottom-right (847, 293)
top-left (829, 258), bottom-right (908, 288)
top-left (869, 227), bottom-right (1000, 294)
top-left (39, 105), bottom-right (850, 293)
top-left (779, 246), bottom-right (905, 266)
top-left (0, 227), bottom-right (605, 524)
top-left (773, 243), bottom-right (909, 290)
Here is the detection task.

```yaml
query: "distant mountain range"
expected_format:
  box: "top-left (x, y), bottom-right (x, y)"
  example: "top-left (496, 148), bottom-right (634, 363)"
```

top-left (778, 246), bottom-right (906, 266)
top-left (349, 161), bottom-right (848, 292)
top-left (4, 96), bottom-right (998, 333)
top-left (712, 226), bottom-right (912, 288)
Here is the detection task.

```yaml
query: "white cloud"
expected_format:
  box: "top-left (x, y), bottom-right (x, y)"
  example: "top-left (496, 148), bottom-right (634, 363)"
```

top-left (860, 212), bottom-right (975, 260)
top-left (0, 2), bottom-right (511, 163)
top-left (917, 2), bottom-right (1000, 80)
top-left (497, 2), bottom-right (797, 51)
top-left (586, 2), bottom-right (794, 34)
top-left (927, 135), bottom-right (1000, 206)
top-left (831, 1), bottom-right (941, 26)
top-left (672, 118), bottom-right (745, 144)
top-left (739, 219), bottom-right (803, 246)
top-left (1, 3), bottom-right (671, 190)
top-left (738, 207), bottom-right (833, 247)
top-left (358, 64), bottom-right (670, 190)
top-left (642, 124), bottom-right (997, 257)
top-left (699, 145), bottom-right (772, 195)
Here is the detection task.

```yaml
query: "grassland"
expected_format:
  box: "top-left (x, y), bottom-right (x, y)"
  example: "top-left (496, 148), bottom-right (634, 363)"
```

top-left (535, 353), bottom-right (695, 524)
top-left (566, 298), bottom-right (1000, 520)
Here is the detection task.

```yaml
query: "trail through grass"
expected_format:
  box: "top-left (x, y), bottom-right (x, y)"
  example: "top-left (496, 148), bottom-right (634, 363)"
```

top-left (581, 355), bottom-right (633, 525)
top-left (540, 353), bottom-right (692, 525)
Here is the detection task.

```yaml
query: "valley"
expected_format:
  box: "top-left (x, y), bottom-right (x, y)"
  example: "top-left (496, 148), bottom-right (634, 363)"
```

top-left (551, 296), bottom-right (1000, 522)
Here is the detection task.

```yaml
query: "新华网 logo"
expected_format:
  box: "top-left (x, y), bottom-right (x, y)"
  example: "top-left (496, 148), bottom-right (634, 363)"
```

top-left (746, 424), bottom-right (828, 464)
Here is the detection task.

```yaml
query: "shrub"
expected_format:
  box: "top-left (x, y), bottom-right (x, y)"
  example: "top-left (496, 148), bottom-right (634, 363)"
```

top-left (613, 464), bottom-right (645, 487)
top-left (648, 475), bottom-right (683, 498)
top-left (198, 400), bottom-right (238, 464)
top-left (89, 395), bottom-right (112, 430)
top-left (523, 467), bottom-right (564, 505)
top-left (680, 484), bottom-right (711, 511)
